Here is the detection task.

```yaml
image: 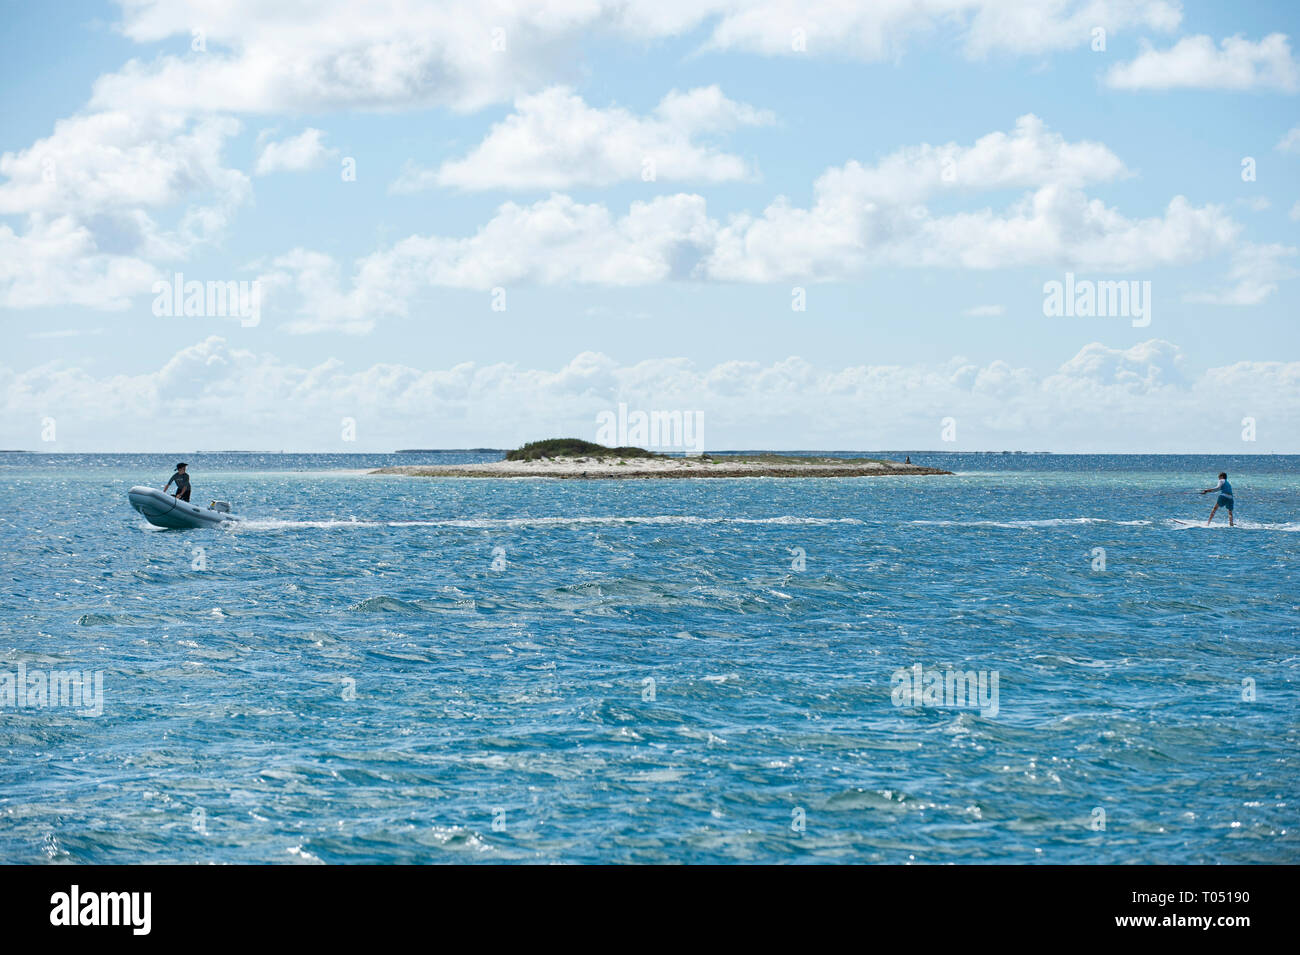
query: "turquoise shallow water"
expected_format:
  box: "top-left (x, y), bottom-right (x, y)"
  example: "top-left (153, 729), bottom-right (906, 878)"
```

top-left (1, 452), bottom-right (1297, 863)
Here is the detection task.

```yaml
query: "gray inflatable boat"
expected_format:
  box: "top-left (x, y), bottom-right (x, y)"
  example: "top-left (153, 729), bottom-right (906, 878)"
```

top-left (128, 486), bottom-right (239, 529)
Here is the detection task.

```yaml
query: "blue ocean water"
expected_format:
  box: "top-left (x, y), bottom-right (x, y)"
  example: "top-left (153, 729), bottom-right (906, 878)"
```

top-left (1, 452), bottom-right (1296, 864)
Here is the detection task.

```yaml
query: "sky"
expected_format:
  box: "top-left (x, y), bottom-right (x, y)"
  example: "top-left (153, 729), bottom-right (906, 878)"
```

top-left (1, 0), bottom-right (1297, 453)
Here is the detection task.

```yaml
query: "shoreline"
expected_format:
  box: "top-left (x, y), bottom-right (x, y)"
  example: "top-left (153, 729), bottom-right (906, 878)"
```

top-left (369, 455), bottom-right (953, 479)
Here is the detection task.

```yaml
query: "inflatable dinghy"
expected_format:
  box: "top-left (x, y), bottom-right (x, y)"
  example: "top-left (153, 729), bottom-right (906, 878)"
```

top-left (128, 486), bottom-right (239, 529)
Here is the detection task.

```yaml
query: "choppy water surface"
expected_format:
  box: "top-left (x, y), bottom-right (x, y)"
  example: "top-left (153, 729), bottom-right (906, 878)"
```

top-left (1, 452), bottom-right (1297, 863)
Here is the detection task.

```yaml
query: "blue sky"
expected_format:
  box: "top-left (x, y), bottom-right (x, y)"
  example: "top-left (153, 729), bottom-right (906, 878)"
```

top-left (1, 0), bottom-right (1297, 451)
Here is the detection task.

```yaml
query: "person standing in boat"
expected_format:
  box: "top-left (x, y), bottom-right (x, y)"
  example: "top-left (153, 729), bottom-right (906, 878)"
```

top-left (164, 462), bottom-right (191, 502)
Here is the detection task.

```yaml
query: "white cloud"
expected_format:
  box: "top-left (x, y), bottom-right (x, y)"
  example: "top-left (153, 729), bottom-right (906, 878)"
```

top-left (0, 110), bottom-right (249, 308)
top-left (1185, 242), bottom-right (1298, 305)
top-left (255, 247), bottom-right (403, 336)
top-left (960, 0), bottom-right (1182, 57)
top-left (0, 112), bottom-right (244, 219)
top-left (269, 193), bottom-right (717, 332)
top-left (1106, 33), bottom-right (1300, 91)
top-left (1050, 338), bottom-right (1186, 388)
top-left (704, 0), bottom-right (1181, 60)
top-left (785, 113), bottom-right (1133, 209)
top-left (0, 4), bottom-right (1193, 313)
top-left (1277, 126), bottom-right (1300, 153)
top-left (87, 1), bottom-right (1183, 117)
top-left (705, 181), bottom-right (1236, 281)
top-left (394, 86), bottom-right (772, 192)
top-left (254, 128), bottom-right (335, 175)
top-left (1291, 200), bottom-right (1300, 221)
top-left (262, 117), bottom-right (1256, 328)
top-left (804, 114), bottom-right (1128, 206)
top-left (0, 217), bottom-right (157, 310)
top-left (92, 0), bottom-right (570, 115)
top-left (6, 336), bottom-right (1297, 453)
top-left (654, 85), bottom-right (774, 130)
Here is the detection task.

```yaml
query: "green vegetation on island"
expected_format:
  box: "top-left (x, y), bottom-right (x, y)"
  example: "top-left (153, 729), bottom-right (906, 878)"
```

top-left (505, 438), bottom-right (663, 461)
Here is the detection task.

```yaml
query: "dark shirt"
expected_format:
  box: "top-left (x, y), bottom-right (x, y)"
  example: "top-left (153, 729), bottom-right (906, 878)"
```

top-left (169, 471), bottom-right (190, 490)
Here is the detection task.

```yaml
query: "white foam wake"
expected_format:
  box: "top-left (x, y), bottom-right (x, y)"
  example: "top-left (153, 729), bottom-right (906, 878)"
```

top-left (1166, 518), bottom-right (1300, 531)
top-left (228, 515), bottom-right (871, 532)
top-left (219, 513), bottom-right (1287, 533)
top-left (908, 517), bottom-right (1151, 528)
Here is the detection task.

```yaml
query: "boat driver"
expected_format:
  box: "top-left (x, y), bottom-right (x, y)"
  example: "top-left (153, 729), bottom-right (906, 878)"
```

top-left (164, 462), bottom-right (192, 502)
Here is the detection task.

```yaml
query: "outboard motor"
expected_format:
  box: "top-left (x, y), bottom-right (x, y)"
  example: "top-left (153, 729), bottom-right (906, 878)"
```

top-left (209, 500), bottom-right (232, 513)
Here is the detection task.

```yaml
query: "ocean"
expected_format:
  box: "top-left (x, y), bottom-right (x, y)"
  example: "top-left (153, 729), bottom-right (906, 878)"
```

top-left (1, 452), bottom-right (1296, 863)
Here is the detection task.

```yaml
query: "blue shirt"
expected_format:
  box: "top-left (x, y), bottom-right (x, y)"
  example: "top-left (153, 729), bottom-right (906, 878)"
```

top-left (1215, 479), bottom-right (1232, 498)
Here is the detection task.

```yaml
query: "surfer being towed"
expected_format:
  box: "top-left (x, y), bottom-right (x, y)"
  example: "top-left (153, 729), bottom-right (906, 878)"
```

top-left (163, 462), bottom-right (191, 502)
top-left (1199, 471), bottom-right (1233, 526)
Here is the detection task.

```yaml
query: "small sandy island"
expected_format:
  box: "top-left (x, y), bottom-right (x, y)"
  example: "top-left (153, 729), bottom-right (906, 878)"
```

top-left (370, 440), bottom-right (951, 479)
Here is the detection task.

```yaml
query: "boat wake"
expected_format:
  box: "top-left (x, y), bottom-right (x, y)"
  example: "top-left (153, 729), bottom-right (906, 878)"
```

top-left (228, 515), bottom-right (869, 532)
top-left (212, 514), bottom-right (1300, 533)
top-left (1166, 518), bottom-right (1300, 531)
top-left (908, 517), bottom-right (1151, 529)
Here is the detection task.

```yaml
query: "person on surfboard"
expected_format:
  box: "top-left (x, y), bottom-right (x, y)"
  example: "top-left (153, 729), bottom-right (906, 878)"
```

top-left (1199, 471), bottom-right (1233, 526)
top-left (163, 462), bottom-right (192, 502)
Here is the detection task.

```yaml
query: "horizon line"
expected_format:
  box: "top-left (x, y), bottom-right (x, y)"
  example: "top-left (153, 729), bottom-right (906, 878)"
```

top-left (3, 449), bottom-right (1297, 456)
